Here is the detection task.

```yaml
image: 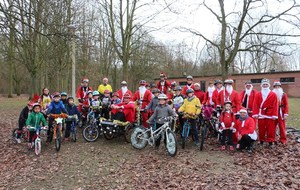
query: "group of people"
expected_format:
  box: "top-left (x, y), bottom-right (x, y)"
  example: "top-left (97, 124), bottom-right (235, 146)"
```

top-left (17, 72), bottom-right (289, 153)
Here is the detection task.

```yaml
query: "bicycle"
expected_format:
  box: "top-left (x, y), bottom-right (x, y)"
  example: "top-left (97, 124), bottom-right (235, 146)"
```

top-left (82, 114), bottom-right (102, 142)
top-left (49, 113), bottom-right (68, 151)
top-left (27, 126), bottom-right (48, 156)
top-left (66, 115), bottom-right (78, 142)
top-left (180, 113), bottom-right (198, 149)
top-left (131, 116), bottom-right (177, 157)
top-left (12, 126), bottom-right (28, 143)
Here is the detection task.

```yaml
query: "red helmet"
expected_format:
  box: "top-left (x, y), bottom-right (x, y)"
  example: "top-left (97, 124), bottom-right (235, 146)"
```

top-left (28, 101), bottom-right (35, 107)
top-left (112, 92), bottom-right (119, 97)
top-left (82, 77), bottom-right (89, 83)
top-left (139, 80), bottom-right (147, 85)
top-left (123, 93), bottom-right (131, 99)
top-left (53, 92), bottom-right (61, 98)
top-left (104, 90), bottom-right (110, 94)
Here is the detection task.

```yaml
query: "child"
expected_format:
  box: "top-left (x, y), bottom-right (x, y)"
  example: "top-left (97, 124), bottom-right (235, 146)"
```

top-left (179, 88), bottom-right (201, 146)
top-left (112, 92), bottom-right (122, 104)
top-left (147, 94), bottom-right (176, 148)
top-left (101, 90), bottom-right (111, 119)
top-left (39, 88), bottom-right (52, 111)
top-left (65, 97), bottom-right (80, 141)
top-left (60, 92), bottom-right (68, 107)
top-left (219, 101), bottom-right (236, 151)
top-left (46, 92), bottom-right (68, 142)
top-left (26, 103), bottom-right (48, 148)
top-left (145, 88), bottom-right (160, 114)
top-left (90, 91), bottom-right (102, 119)
top-left (16, 101), bottom-right (34, 143)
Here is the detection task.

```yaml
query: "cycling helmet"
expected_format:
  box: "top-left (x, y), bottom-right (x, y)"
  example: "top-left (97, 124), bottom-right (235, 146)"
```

top-left (123, 93), bottom-right (131, 99)
top-left (61, 92), bottom-right (67, 96)
top-left (28, 101), bottom-right (35, 107)
top-left (112, 92), bottom-right (119, 97)
top-left (92, 91), bottom-right (100, 96)
top-left (152, 88), bottom-right (161, 94)
top-left (158, 94), bottom-right (168, 100)
top-left (87, 90), bottom-right (93, 94)
top-left (214, 80), bottom-right (223, 85)
top-left (67, 96), bottom-right (74, 101)
top-left (186, 88), bottom-right (194, 94)
top-left (82, 77), bottom-right (89, 83)
top-left (139, 80), bottom-right (147, 85)
top-left (121, 81), bottom-right (127, 85)
top-left (53, 92), bottom-right (61, 98)
top-left (175, 86), bottom-right (182, 91)
top-left (32, 103), bottom-right (41, 109)
top-left (171, 81), bottom-right (176, 87)
top-left (224, 79), bottom-right (234, 84)
top-left (186, 75), bottom-right (193, 80)
top-left (150, 83), bottom-right (156, 88)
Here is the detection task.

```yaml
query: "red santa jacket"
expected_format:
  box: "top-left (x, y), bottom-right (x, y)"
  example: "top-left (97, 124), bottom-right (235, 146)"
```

top-left (278, 93), bottom-right (289, 118)
top-left (156, 80), bottom-right (171, 94)
top-left (111, 102), bottom-right (136, 123)
top-left (219, 111), bottom-right (235, 129)
top-left (133, 89), bottom-right (152, 109)
top-left (194, 90), bottom-right (206, 104)
top-left (235, 117), bottom-right (256, 136)
top-left (117, 89), bottom-right (133, 101)
top-left (182, 84), bottom-right (195, 97)
top-left (239, 89), bottom-right (257, 112)
top-left (212, 88), bottom-right (223, 106)
top-left (252, 91), bottom-right (278, 119)
top-left (76, 86), bottom-right (93, 100)
top-left (217, 90), bottom-right (241, 114)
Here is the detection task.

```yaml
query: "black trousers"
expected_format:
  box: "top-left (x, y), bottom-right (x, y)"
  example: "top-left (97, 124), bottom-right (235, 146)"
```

top-left (64, 121), bottom-right (73, 138)
top-left (238, 135), bottom-right (255, 150)
top-left (221, 129), bottom-right (233, 146)
top-left (155, 123), bottom-right (165, 147)
top-left (101, 108), bottom-right (110, 119)
top-left (28, 131), bottom-right (36, 143)
top-left (111, 112), bottom-right (126, 122)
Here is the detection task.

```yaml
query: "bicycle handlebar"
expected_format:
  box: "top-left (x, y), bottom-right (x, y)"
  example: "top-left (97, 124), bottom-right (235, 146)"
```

top-left (49, 113), bottom-right (68, 119)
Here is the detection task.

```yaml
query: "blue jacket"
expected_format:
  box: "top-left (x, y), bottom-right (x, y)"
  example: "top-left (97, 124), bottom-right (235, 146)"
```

top-left (47, 101), bottom-right (68, 115)
top-left (66, 104), bottom-right (80, 117)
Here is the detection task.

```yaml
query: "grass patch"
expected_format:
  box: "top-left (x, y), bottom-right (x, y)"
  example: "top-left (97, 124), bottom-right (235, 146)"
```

top-left (286, 98), bottom-right (300, 129)
top-left (0, 98), bottom-right (27, 110)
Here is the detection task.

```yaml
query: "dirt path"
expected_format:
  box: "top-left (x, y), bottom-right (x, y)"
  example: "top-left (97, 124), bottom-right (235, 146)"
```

top-left (0, 98), bottom-right (299, 189)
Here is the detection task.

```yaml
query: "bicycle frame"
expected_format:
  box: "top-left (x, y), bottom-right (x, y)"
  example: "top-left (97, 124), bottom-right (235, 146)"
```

top-left (182, 119), bottom-right (192, 139)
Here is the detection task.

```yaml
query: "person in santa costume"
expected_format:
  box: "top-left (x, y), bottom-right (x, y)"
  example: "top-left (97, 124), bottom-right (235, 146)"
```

top-left (204, 81), bottom-right (215, 107)
top-left (111, 93), bottom-right (136, 123)
top-left (252, 78), bottom-right (278, 148)
top-left (194, 83), bottom-right (206, 104)
top-left (217, 79), bottom-right (241, 114)
top-left (212, 80), bottom-right (223, 108)
top-left (182, 75), bottom-right (195, 97)
top-left (117, 81), bottom-right (132, 102)
top-left (239, 81), bottom-right (257, 117)
top-left (133, 80), bottom-right (153, 128)
top-left (236, 107), bottom-right (257, 153)
top-left (273, 81), bottom-right (289, 144)
top-left (156, 72), bottom-right (171, 94)
top-left (76, 77), bottom-right (93, 103)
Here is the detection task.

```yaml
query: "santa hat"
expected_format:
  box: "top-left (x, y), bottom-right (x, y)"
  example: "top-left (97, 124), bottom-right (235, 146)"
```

top-left (224, 79), bottom-right (234, 84)
top-left (261, 78), bottom-right (270, 86)
top-left (160, 72), bottom-right (166, 77)
top-left (194, 83), bottom-right (200, 87)
top-left (31, 94), bottom-right (40, 103)
top-left (273, 81), bottom-right (281, 87)
top-left (239, 107), bottom-right (248, 113)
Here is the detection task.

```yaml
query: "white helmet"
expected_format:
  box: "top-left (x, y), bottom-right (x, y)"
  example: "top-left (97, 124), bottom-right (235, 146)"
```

top-left (158, 94), bottom-right (168, 100)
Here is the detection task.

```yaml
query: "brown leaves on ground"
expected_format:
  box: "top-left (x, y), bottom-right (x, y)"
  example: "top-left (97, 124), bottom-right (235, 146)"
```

top-left (0, 103), bottom-right (299, 189)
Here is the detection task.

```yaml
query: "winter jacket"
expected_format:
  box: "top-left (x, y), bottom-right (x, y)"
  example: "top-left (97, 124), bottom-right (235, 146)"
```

top-left (76, 86), bottom-right (93, 101)
top-left (46, 101), bottom-right (68, 115)
top-left (148, 104), bottom-right (176, 124)
top-left (26, 112), bottom-right (47, 131)
top-left (194, 90), bottom-right (205, 104)
top-left (156, 80), bottom-right (171, 94)
top-left (239, 89), bottom-right (257, 113)
top-left (182, 84), bottom-right (195, 97)
top-left (217, 90), bottom-right (241, 114)
top-left (145, 97), bottom-right (159, 112)
top-left (66, 104), bottom-right (80, 118)
top-left (19, 106), bottom-right (30, 123)
top-left (179, 96), bottom-right (201, 115)
top-left (252, 91), bottom-right (278, 119)
top-left (39, 94), bottom-right (52, 110)
top-left (220, 111), bottom-right (235, 129)
top-left (111, 101), bottom-right (136, 123)
top-left (235, 116), bottom-right (257, 140)
top-left (173, 95), bottom-right (184, 110)
top-left (278, 93), bottom-right (289, 118)
top-left (98, 84), bottom-right (113, 94)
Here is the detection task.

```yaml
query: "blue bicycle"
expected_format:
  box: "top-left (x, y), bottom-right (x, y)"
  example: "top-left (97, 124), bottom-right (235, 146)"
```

top-left (181, 113), bottom-right (198, 149)
top-left (67, 115), bottom-right (78, 142)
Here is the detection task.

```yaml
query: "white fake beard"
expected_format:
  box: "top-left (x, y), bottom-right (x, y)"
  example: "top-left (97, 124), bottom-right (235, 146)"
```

top-left (207, 86), bottom-right (215, 97)
top-left (261, 87), bottom-right (270, 100)
top-left (139, 86), bottom-right (146, 96)
top-left (226, 85), bottom-right (233, 94)
top-left (121, 86), bottom-right (128, 95)
top-left (273, 88), bottom-right (283, 100)
top-left (245, 85), bottom-right (253, 95)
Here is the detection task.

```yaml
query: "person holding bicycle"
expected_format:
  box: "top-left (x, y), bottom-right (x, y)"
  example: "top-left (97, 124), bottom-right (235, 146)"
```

top-left (219, 101), bottom-right (236, 151)
top-left (64, 97), bottom-right (80, 141)
top-left (147, 94), bottom-right (176, 148)
top-left (26, 103), bottom-right (48, 148)
top-left (178, 89), bottom-right (201, 146)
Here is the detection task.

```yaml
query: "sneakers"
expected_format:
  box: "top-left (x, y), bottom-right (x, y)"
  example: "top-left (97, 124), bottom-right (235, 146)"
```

top-left (15, 138), bottom-right (21, 144)
top-left (229, 146), bottom-right (234, 151)
top-left (220, 145), bottom-right (226, 150)
top-left (194, 141), bottom-right (200, 147)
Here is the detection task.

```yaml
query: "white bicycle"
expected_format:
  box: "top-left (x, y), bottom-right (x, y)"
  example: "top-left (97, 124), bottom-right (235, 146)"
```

top-left (27, 126), bottom-right (48, 156)
top-left (131, 116), bottom-right (178, 157)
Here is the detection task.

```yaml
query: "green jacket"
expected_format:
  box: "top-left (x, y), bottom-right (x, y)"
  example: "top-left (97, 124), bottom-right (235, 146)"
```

top-left (26, 112), bottom-right (47, 131)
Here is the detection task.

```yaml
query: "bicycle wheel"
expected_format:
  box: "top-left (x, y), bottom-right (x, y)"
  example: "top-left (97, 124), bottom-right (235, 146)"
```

top-left (200, 123), bottom-right (208, 151)
top-left (55, 127), bottom-right (61, 151)
top-left (71, 124), bottom-right (77, 142)
top-left (82, 124), bottom-right (99, 142)
top-left (124, 125), bottom-right (134, 143)
top-left (131, 127), bottom-right (149, 149)
top-left (12, 128), bottom-right (27, 143)
top-left (35, 139), bottom-right (41, 156)
top-left (165, 130), bottom-right (177, 157)
top-left (181, 124), bottom-right (189, 149)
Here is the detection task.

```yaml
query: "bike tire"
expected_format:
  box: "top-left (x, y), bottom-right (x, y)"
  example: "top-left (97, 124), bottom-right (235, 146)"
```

top-left (200, 123), bottom-right (208, 151)
top-left (104, 132), bottom-right (115, 140)
top-left (82, 125), bottom-right (99, 142)
top-left (35, 139), bottom-right (41, 156)
top-left (165, 130), bottom-right (177, 157)
top-left (55, 128), bottom-right (61, 151)
top-left (181, 124), bottom-right (189, 149)
top-left (131, 126), bottom-right (148, 149)
top-left (124, 125), bottom-right (134, 143)
top-left (71, 125), bottom-right (77, 142)
top-left (12, 128), bottom-right (27, 143)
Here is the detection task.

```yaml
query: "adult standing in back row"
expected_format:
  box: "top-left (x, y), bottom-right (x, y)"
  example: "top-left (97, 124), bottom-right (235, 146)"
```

top-left (156, 72), bottom-right (171, 94)
top-left (239, 81), bottom-right (257, 117)
top-left (182, 75), bottom-right (195, 97)
top-left (98, 77), bottom-right (113, 97)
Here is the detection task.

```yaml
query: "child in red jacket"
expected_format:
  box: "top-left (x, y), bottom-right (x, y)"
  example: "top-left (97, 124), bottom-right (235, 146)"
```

top-left (219, 101), bottom-right (236, 151)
